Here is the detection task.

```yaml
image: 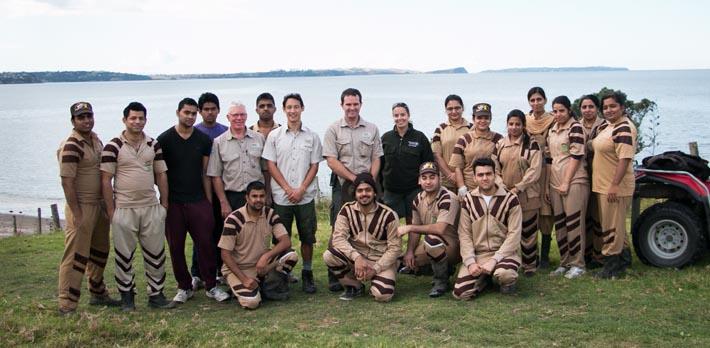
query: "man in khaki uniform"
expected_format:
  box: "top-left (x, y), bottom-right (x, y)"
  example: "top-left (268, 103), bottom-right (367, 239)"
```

top-left (219, 181), bottom-right (298, 309)
top-left (323, 173), bottom-right (402, 302)
top-left (322, 88), bottom-right (384, 291)
top-left (398, 162), bottom-right (460, 297)
top-left (101, 102), bottom-right (174, 311)
top-left (57, 102), bottom-right (121, 315)
top-left (453, 158), bottom-right (522, 300)
top-left (207, 102), bottom-right (266, 219)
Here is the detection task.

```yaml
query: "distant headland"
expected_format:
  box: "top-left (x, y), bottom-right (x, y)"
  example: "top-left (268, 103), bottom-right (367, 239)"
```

top-left (0, 67), bottom-right (469, 84)
top-left (480, 66), bottom-right (628, 73)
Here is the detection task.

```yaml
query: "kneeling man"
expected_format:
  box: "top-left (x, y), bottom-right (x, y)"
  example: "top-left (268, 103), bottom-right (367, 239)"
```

top-left (219, 181), bottom-right (298, 309)
top-left (398, 162), bottom-right (460, 297)
top-left (323, 173), bottom-right (402, 301)
top-left (453, 158), bottom-right (522, 299)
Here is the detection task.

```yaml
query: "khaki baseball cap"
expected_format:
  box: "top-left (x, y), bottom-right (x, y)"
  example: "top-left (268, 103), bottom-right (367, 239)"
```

top-left (70, 102), bottom-right (93, 117)
top-left (472, 102), bottom-right (491, 118)
top-left (419, 161), bottom-right (439, 176)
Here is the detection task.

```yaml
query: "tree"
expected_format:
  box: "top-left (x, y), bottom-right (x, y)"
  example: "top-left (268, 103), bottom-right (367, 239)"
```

top-left (572, 87), bottom-right (660, 154)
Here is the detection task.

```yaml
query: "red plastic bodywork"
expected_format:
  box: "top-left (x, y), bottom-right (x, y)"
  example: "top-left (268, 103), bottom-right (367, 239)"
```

top-left (635, 170), bottom-right (710, 198)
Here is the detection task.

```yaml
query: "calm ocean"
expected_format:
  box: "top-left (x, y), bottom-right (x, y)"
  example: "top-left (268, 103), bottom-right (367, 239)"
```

top-left (1, 70), bottom-right (708, 216)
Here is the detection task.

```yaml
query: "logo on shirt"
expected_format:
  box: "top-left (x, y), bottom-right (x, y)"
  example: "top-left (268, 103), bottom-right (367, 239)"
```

top-left (407, 141), bottom-right (419, 148)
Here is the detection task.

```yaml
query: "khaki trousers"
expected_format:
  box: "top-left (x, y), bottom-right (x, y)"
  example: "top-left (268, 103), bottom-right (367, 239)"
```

top-left (223, 250), bottom-right (298, 309)
top-left (323, 247), bottom-right (397, 302)
top-left (551, 184), bottom-right (589, 268)
top-left (452, 251), bottom-right (520, 300)
top-left (598, 195), bottom-right (631, 256)
top-left (412, 233), bottom-right (461, 267)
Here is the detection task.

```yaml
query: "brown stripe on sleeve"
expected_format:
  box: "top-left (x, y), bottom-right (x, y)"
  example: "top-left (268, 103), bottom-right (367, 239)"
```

top-left (62, 143), bottom-right (85, 157)
top-left (452, 136), bottom-right (467, 155)
top-left (221, 215), bottom-right (241, 236)
top-left (62, 155), bottom-right (80, 163)
top-left (613, 135), bottom-right (633, 145)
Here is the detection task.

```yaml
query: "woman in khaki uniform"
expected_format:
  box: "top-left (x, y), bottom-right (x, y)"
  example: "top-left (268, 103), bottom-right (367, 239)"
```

top-left (592, 92), bottom-right (637, 278)
top-left (580, 95), bottom-right (605, 267)
top-left (431, 95), bottom-right (472, 191)
top-left (525, 87), bottom-right (556, 268)
top-left (546, 96), bottom-right (589, 279)
top-left (449, 102), bottom-right (503, 198)
top-left (492, 109), bottom-right (542, 275)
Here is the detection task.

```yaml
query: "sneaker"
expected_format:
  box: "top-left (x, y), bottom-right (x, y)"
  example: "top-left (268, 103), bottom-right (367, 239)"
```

top-left (500, 284), bottom-right (517, 295)
top-left (302, 270), bottom-right (316, 294)
top-left (564, 266), bottom-right (586, 279)
top-left (89, 294), bottom-right (122, 307)
top-left (398, 264), bottom-right (416, 275)
top-left (338, 285), bottom-right (364, 301)
top-left (191, 276), bottom-right (205, 291)
top-left (549, 266), bottom-right (568, 276)
top-left (172, 288), bottom-right (194, 304)
top-left (205, 287), bottom-right (231, 302)
top-left (149, 292), bottom-right (176, 309)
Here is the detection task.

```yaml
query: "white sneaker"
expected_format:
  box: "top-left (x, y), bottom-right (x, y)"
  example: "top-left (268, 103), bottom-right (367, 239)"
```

top-left (206, 287), bottom-right (231, 302)
top-left (191, 276), bottom-right (204, 291)
top-left (564, 266), bottom-right (586, 279)
top-left (549, 266), bottom-right (568, 276)
top-left (172, 288), bottom-right (194, 303)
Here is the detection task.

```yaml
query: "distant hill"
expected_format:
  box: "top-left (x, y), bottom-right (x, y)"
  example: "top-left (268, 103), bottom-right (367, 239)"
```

top-left (480, 66), bottom-right (628, 73)
top-left (0, 71), bottom-right (151, 84)
top-left (0, 67), bottom-right (468, 84)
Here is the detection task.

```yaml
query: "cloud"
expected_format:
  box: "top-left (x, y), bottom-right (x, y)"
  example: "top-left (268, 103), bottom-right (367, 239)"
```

top-left (0, 0), bottom-right (252, 18)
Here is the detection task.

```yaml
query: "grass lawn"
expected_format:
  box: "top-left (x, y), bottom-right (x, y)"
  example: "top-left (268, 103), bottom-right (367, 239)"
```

top-left (1, 203), bottom-right (709, 347)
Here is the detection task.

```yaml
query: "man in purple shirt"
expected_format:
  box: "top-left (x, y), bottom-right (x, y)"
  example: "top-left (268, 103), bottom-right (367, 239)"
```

top-left (191, 92), bottom-right (229, 290)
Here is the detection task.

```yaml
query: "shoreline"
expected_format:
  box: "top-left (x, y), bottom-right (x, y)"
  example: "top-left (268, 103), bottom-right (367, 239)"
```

top-left (0, 212), bottom-right (63, 238)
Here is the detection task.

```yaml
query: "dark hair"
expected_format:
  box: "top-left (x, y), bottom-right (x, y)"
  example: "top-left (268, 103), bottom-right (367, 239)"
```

top-left (282, 93), bottom-right (304, 108)
top-left (198, 92), bottom-right (220, 111)
top-left (527, 87), bottom-right (547, 101)
top-left (391, 102), bottom-right (410, 115)
top-left (580, 94), bottom-right (601, 110)
top-left (444, 94), bottom-right (464, 109)
top-left (177, 97), bottom-right (198, 111)
top-left (551, 95), bottom-right (576, 119)
top-left (340, 88), bottom-right (362, 104)
top-left (506, 109), bottom-right (531, 151)
top-left (123, 102), bottom-right (147, 118)
top-left (601, 91), bottom-right (626, 107)
top-left (246, 181), bottom-right (266, 194)
top-left (472, 158), bottom-right (495, 173)
top-left (256, 93), bottom-right (275, 106)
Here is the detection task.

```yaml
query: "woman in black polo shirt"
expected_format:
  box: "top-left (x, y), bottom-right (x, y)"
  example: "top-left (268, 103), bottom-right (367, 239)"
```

top-left (381, 102), bottom-right (434, 223)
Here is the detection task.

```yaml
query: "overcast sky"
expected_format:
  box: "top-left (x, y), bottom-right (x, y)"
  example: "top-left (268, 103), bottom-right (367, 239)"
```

top-left (1, 0), bottom-right (708, 74)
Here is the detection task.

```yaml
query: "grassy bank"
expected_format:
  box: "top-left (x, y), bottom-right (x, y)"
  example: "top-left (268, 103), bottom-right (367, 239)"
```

top-left (1, 204), bottom-right (709, 347)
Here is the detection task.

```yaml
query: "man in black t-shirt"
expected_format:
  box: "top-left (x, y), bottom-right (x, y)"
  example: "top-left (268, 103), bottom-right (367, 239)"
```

top-left (157, 98), bottom-right (230, 304)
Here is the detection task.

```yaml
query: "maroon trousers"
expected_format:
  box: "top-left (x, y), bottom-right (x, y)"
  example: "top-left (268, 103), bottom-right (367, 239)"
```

top-left (165, 199), bottom-right (217, 291)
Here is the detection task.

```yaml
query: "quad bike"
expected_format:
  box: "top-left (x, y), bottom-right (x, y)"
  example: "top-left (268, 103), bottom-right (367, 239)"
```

top-left (631, 168), bottom-right (710, 268)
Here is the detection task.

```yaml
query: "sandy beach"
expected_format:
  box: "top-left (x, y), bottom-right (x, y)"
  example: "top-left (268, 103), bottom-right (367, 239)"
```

top-left (0, 212), bottom-right (63, 238)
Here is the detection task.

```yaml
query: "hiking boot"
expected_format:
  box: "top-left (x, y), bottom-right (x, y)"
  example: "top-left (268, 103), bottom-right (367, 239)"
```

top-left (302, 269), bottom-right (317, 294)
top-left (262, 271), bottom-right (290, 301)
top-left (429, 259), bottom-right (449, 298)
top-left (564, 266), bottom-right (586, 279)
top-left (429, 279), bottom-right (449, 298)
top-left (191, 276), bottom-right (204, 291)
top-left (89, 294), bottom-right (122, 307)
top-left (500, 284), bottom-right (517, 295)
top-left (172, 288), bottom-right (194, 304)
top-left (549, 266), bottom-right (568, 276)
top-left (328, 269), bottom-right (343, 292)
top-left (595, 255), bottom-right (620, 279)
top-left (205, 286), bottom-right (231, 302)
top-left (539, 234), bottom-right (552, 269)
top-left (120, 291), bottom-right (135, 312)
top-left (148, 292), bottom-right (176, 309)
top-left (586, 258), bottom-right (604, 269)
top-left (338, 284), bottom-right (365, 301)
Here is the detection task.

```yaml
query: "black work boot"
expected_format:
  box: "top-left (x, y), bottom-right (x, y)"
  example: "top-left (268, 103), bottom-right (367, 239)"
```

top-left (262, 271), bottom-right (290, 301)
top-left (302, 269), bottom-right (317, 294)
top-left (148, 292), bottom-right (176, 309)
top-left (120, 291), bottom-right (135, 312)
top-left (89, 293), bottom-right (122, 307)
top-left (539, 234), bottom-right (552, 269)
top-left (500, 283), bottom-right (517, 295)
top-left (595, 255), bottom-right (619, 279)
top-left (328, 269), bottom-right (344, 292)
top-left (429, 259), bottom-right (449, 298)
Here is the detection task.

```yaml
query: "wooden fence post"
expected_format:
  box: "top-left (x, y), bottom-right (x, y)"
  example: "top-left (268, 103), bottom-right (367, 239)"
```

top-left (37, 208), bottom-right (42, 234)
top-left (13, 214), bottom-right (18, 236)
top-left (51, 204), bottom-right (61, 231)
top-left (689, 142), bottom-right (699, 156)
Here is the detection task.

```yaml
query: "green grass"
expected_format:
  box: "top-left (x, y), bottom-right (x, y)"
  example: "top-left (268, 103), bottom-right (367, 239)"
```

top-left (1, 203), bottom-right (710, 347)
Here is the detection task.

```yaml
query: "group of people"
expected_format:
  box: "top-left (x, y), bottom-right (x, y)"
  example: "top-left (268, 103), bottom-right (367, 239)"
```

top-left (56, 86), bottom-right (636, 314)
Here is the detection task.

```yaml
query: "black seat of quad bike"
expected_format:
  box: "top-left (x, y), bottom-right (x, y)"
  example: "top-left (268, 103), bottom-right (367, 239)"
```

top-left (641, 151), bottom-right (710, 181)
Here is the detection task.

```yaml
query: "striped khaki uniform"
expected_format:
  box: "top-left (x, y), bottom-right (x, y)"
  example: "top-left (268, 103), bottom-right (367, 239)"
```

top-left (449, 131), bottom-right (503, 190)
top-left (453, 187), bottom-right (522, 300)
top-left (547, 119), bottom-right (589, 269)
top-left (409, 187), bottom-right (461, 267)
top-left (492, 135), bottom-right (542, 272)
top-left (323, 201), bottom-right (402, 302)
top-left (526, 112), bottom-right (556, 234)
top-left (431, 120), bottom-right (472, 190)
top-left (592, 117), bottom-right (637, 257)
top-left (57, 130), bottom-right (112, 311)
top-left (218, 206), bottom-right (298, 309)
top-left (583, 117), bottom-right (605, 262)
top-left (101, 133), bottom-right (168, 296)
